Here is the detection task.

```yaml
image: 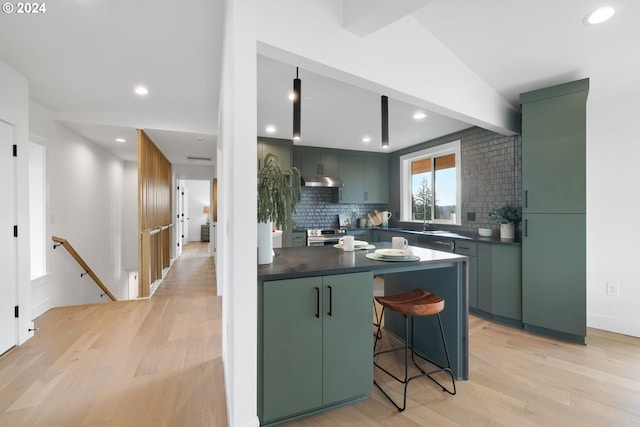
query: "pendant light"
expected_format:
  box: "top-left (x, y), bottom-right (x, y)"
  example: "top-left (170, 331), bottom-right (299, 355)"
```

top-left (381, 95), bottom-right (389, 148)
top-left (293, 67), bottom-right (301, 141)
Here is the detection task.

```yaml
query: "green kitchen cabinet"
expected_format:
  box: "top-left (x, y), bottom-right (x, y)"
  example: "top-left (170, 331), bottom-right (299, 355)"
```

top-left (292, 147), bottom-right (339, 177)
top-left (339, 154), bottom-right (389, 204)
top-left (522, 213), bottom-right (585, 342)
top-left (520, 79), bottom-right (588, 343)
top-left (258, 137), bottom-right (292, 172)
top-left (363, 156), bottom-right (389, 203)
top-left (521, 79), bottom-right (587, 215)
top-left (476, 243), bottom-right (522, 324)
top-left (338, 154), bottom-right (366, 203)
top-left (291, 231), bottom-right (306, 247)
top-left (454, 241), bottom-right (477, 310)
top-left (260, 272), bottom-right (373, 425)
top-left (258, 138), bottom-right (293, 247)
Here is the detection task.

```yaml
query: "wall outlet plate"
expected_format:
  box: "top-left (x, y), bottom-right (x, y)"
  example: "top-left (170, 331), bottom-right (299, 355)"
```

top-left (606, 282), bottom-right (619, 296)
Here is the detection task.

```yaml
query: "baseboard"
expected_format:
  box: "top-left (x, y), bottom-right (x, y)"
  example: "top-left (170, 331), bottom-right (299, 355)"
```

top-left (588, 313), bottom-right (640, 338)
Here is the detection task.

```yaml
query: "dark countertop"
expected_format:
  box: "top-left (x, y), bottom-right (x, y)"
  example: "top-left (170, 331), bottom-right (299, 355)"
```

top-left (347, 227), bottom-right (522, 246)
top-left (258, 242), bottom-right (467, 282)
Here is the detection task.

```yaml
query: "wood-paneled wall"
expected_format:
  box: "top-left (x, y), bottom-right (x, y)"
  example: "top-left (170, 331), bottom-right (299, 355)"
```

top-left (138, 129), bottom-right (172, 297)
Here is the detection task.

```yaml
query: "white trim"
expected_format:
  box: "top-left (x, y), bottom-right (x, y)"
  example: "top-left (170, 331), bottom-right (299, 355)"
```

top-left (399, 140), bottom-right (461, 224)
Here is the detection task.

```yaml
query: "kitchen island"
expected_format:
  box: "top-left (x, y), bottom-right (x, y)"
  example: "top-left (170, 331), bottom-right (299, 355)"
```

top-left (257, 244), bottom-right (468, 426)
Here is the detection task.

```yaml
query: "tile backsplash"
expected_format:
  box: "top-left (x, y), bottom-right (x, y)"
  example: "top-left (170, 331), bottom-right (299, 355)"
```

top-left (292, 188), bottom-right (388, 229)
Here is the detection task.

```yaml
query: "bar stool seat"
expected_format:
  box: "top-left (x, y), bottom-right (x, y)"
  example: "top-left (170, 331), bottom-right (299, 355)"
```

top-left (373, 289), bottom-right (456, 412)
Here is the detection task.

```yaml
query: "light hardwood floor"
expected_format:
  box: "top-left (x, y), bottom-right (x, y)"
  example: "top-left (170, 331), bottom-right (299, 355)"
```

top-left (287, 314), bottom-right (640, 427)
top-left (2, 245), bottom-right (640, 426)
top-left (0, 242), bottom-right (227, 427)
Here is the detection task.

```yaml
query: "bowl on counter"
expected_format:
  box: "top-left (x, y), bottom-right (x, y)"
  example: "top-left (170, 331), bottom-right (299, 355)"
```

top-left (478, 228), bottom-right (493, 237)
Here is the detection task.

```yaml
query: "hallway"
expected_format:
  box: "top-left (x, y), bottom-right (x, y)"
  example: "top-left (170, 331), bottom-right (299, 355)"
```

top-left (0, 242), bottom-right (227, 426)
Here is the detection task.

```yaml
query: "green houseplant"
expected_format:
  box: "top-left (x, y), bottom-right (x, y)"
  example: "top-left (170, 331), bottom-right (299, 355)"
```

top-left (257, 152), bottom-right (301, 264)
top-left (489, 204), bottom-right (521, 239)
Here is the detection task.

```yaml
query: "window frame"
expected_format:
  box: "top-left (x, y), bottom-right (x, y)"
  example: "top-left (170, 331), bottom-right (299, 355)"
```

top-left (399, 140), bottom-right (461, 225)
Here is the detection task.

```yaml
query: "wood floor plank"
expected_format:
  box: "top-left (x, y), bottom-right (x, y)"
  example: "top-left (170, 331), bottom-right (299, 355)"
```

top-left (0, 242), bottom-right (227, 427)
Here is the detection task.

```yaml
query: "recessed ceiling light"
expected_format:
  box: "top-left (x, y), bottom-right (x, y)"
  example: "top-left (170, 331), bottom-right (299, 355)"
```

top-left (115, 138), bottom-right (126, 143)
top-left (134, 86), bottom-right (149, 95)
top-left (266, 125), bottom-right (276, 134)
top-left (584, 6), bottom-right (615, 25)
top-left (413, 112), bottom-right (427, 120)
top-left (362, 136), bottom-right (371, 143)
top-left (195, 137), bottom-right (203, 141)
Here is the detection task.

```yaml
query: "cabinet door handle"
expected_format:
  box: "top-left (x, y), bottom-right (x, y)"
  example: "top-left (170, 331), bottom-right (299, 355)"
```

top-left (315, 287), bottom-right (320, 318)
top-left (327, 285), bottom-right (333, 316)
top-left (525, 190), bottom-right (528, 208)
top-left (364, 191), bottom-right (368, 201)
top-left (524, 219), bottom-right (528, 237)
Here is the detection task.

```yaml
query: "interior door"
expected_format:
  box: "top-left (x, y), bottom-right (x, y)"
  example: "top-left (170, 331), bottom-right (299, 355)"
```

top-left (181, 186), bottom-right (189, 246)
top-left (0, 121), bottom-right (17, 354)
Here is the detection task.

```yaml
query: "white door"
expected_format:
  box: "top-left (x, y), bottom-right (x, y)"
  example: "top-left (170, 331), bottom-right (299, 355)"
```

top-left (0, 121), bottom-right (17, 354)
top-left (176, 181), bottom-right (184, 258)
top-left (180, 186), bottom-right (189, 248)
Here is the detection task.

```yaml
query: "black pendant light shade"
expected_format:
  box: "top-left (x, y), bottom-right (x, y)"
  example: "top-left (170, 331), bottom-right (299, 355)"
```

top-left (293, 67), bottom-right (301, 141)
top-left (381, 95), bottom-right (389, 148)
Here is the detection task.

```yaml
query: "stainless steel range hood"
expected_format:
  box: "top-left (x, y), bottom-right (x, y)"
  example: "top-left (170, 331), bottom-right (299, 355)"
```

top-left (301, 176), bottom-right (344, 188)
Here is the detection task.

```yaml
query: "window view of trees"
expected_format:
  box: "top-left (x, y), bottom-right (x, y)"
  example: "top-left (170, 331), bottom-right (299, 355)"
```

top-left (410, 153), bottom-right (456, 222)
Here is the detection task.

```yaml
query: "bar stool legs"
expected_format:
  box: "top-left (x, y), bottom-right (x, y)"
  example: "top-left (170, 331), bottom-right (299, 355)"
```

top-left (373, 307), bottom-right (456, 412)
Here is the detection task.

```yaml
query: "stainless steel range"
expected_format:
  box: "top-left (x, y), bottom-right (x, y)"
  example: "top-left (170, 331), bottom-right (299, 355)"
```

top-left (306, 228), bottom-right (346, 246)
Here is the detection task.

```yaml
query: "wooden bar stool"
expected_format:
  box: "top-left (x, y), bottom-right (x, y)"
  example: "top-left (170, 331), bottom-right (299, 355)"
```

top-left (373, 289), bottom-right (456, 412)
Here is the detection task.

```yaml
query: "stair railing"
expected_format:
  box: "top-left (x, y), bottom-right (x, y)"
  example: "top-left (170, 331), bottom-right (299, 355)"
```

top-left (51, 236), bottom-right (118, 302)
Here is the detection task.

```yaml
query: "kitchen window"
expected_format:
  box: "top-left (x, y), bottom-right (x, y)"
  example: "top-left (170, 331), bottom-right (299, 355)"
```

top-left (399, 140), bottom-right (461, 225)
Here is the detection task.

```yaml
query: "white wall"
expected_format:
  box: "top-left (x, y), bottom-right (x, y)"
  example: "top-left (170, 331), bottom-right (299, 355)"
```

top-left (29, 100), bottom-right (129, 311)
top-left (586, 90), bottom-right (640, 337)
top-left (185, 180), bottom-right (210, 243)
top-left (0, 60), bottom-right (32, 345)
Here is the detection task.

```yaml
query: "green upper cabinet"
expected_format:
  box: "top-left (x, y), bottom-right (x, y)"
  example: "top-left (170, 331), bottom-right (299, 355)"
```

top-left (258, 137), bottom-right (292, 173)
top-left (338, 154), bottom-right (366, 203)
top-left (258, 137), bottom-right (293, 247)
top-left (339, 154), bottom-right (389, 204)
top-left (521, 79), bottom-right (588, 214)
top-left (364, 156), bottom-right (389, 204)
top-left (292, 147), bottom-right (339, 177)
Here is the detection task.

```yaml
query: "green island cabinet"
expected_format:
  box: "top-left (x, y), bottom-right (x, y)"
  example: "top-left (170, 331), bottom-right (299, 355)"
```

top-left (259, 272), bottom-right (373, 425)
top-left (520, 78), bottom-right (588, 344)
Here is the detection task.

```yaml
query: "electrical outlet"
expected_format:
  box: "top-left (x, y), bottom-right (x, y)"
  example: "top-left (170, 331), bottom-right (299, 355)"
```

top-left (606, 282), bottom-right (619, 296)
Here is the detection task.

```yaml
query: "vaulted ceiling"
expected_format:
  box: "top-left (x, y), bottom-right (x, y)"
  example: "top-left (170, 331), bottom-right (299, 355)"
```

top-left (1, 0), bottom-right (637, 165)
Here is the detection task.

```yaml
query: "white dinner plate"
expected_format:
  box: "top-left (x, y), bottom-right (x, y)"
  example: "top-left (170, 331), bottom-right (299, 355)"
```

top-left (374, 248), bottom-right (413, 258)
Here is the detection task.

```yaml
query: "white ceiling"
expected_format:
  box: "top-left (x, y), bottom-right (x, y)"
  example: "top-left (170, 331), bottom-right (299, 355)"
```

top-left (1, 0), bottom-right (638, 163)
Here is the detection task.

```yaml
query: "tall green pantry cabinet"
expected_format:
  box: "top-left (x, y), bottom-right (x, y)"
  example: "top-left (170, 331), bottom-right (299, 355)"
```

top-left (520, 79), bottom-right (588, 344)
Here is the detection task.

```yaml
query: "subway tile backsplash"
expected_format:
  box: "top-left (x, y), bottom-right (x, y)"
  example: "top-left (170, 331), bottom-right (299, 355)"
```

top-left (292, 188), bottom-right (387, 230)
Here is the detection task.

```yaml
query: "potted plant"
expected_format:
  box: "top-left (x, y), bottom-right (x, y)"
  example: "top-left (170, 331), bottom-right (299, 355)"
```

top-left (257, 152), bottom-right (301, 264)
top-left (489, 204), bottom-right (522, 239)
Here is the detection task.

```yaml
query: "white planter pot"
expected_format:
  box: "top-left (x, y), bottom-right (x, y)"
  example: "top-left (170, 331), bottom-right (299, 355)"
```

top-left (258, 221), bottom-right (274, 264)
top-left (500, 223), bottom-right (516, 240)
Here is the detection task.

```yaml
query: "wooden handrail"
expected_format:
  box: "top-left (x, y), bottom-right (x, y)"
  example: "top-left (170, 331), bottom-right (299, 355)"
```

top-left (51, 236), bottom-right (118, 302)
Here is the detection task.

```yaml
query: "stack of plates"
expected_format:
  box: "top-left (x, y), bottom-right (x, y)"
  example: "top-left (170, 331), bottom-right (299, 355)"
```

top-left (366, 248), bottom-right (420, 262)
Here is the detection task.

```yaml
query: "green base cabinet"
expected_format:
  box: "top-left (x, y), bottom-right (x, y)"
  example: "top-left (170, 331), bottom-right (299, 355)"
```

top-left (259, 272), bottom-right (373, 425)
top-left (454, 242), bottom-right (477, 310)
top-left (476, 243), bottom-right (522, 324)
top-left (522, 214), bottom-right (585, 342)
